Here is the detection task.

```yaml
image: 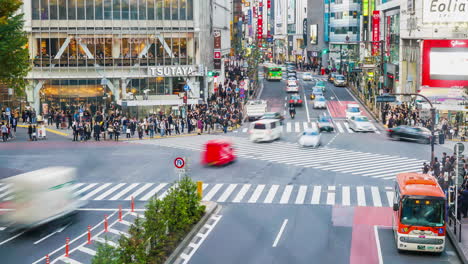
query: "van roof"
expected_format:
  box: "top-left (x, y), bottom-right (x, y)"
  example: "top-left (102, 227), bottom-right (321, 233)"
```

top-left (253, 119), bottom-right (278, 124)
top-left (396, 173), bottom-right (445, 198)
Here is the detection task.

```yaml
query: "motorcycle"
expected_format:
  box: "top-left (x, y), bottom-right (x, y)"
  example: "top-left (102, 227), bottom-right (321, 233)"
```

top-left (290, 110), bottom-right (296, 119)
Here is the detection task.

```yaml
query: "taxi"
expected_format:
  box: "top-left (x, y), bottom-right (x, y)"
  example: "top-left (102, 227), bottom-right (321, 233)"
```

top-left (310, 87), bottom-right (324, 100)
top-left (201, 139), bottom-right (236, 166)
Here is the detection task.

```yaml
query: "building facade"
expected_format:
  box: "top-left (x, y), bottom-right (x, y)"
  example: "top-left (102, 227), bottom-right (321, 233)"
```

top-left (399, 0), bottom-right (467, 123)
top-left (22, 0), bottom-right (217, 117)
top-left (306, 0), bottom-right (327, 67)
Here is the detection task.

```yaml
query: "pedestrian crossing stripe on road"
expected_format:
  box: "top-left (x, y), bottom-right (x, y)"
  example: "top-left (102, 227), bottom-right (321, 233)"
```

top-left (235, 121), bottom-right (381, 134)
top-left (134, 135), bottom-right (427, 180)
top-left (0, 182), bottom-right (395, 207)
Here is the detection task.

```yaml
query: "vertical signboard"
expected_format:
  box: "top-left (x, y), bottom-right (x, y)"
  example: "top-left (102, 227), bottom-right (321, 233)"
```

top-left (386, 16), bottom-right (391, 57)
top-left (287, 0), bottom-right (295, 24)
top-left (363, 0), bottom-right (369, 16)
top-left (324, 13), bottom-right (329, 42)
top-left (310, 24), bottom-right (318, 45)
top-left (372, 11), bottom-right (380, 56)
top-left (214, 30), bottom-right (221, 70)
top-left (303, 19), bottom-right (308, 44)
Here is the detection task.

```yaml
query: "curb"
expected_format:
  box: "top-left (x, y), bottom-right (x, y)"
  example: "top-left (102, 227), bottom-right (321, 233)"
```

top-left (164, 201), bottom-right (221, 264)
top-left (447, 227), bottom-right (468, 264)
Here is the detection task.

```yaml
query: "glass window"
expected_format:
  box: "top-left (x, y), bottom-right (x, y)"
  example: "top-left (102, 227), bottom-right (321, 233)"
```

top-left (130, 0), bottom-right (138, 19)
top-left (104, 0), bottom-right (112, 19)
top-left (50, 0), bottom-right (59, 19)
top-left (41, 0), bottom-right (49, 19)
top-left (77, 0), bottom-right (85, 19)
top-left (171, 0), bottom-right (178, 20)
top-left (401, 199), bottom-right (445, 227)
top-left (253, 123), bottom-right (266, 130)
top-left (139, 0), bottom-right (147, 19)
top-left (180, 0), bottom-right (186, 19)
top-left (86, 0), bottom-right (94, 19)
top-left (148, 0), bottom-right (155, 19)
top-left (94, 0), bottom-right (104, 19)
top-left (164, 0), bottom-right (170, 19)
top-left (113, 0), bottom-right (121, 19)
top-left (156, 0), bottom-right (163, 19)
top-left (68, 0), bottom-right (77, 19)
top-left (122, 0), bottom-right (129, 19)
top-left (32, 0), bottom-right (41, 19)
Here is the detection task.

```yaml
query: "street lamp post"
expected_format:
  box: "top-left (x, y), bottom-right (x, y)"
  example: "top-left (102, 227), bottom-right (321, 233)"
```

top-left (391, 93), bottom-right (437, 164)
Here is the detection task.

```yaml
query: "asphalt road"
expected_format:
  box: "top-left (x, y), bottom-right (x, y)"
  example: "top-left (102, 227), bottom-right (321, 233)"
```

top-left (0, 71), bottom-right (462, 264)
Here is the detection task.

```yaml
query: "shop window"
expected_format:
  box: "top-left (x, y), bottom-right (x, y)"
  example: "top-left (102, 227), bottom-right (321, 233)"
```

top-left (180, 0), bottom-right (187, 20)
top-left (164, 0), bottom-right (171, 20)
top-left (112, 0), bottom-right (120, 19)
top-left (50, 0), bottom-right (58, 19)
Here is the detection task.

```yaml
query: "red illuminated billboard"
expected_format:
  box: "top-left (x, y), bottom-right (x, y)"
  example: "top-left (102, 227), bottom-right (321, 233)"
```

top-left (422, 39), bottom-right (468, 87)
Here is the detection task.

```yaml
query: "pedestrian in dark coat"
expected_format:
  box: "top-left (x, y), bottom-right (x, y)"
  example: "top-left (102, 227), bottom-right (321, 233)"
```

top-left (94, 124), bottom-right (101, 141)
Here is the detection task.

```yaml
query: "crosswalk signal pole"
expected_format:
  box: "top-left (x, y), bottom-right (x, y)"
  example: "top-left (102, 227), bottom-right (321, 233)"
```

top-left (455, 144), bottom-right (460, 221)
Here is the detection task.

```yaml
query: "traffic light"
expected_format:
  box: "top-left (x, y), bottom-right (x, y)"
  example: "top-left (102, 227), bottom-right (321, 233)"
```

top-left (213, 72), bottom-right (220, 77)
top-left (183, 95), bottom-right (187, 104)
top-left (322, 49), bottom-right (329, 55)
top-left (207, 71), bottom-right (214, 77)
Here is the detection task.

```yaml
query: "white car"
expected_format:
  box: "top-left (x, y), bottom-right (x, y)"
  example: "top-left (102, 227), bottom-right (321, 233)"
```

top-left (249, 119), bottom-right (282, 142)
top-left (298, 128), bottom-right (321, 147)
top-left (302, 72), bottom-right (313, 81)
top-left (348, 116), bottom-right (376, 132)
top-left (287, 79), bottom-right (298, 86)
top-left (314, 96), bottom-right (327, 109)
top-left (345, 104), bottom-right (361, 120)
top-left (286, 83), bottom-right (299, 93)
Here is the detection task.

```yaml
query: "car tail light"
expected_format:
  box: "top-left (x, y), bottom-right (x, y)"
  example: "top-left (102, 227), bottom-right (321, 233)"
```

top-left (387, 129), bottom-right (393, 132)
top-left (289, 100), bottom-right (293, 103)
top-left (298, 100), bottom-right (303, 103)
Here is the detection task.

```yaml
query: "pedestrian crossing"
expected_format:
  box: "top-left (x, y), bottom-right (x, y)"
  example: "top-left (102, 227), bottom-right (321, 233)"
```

top-left (134, 135), bottom-right (426, 180)
top-left (0, 182), bottom-right (395, 207)
top-left (234, 121), bottom-right (381, 134)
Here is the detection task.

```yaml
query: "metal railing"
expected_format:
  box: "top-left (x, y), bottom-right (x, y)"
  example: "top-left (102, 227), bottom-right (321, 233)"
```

top-left (448, 210), bottom-right (463, 243)
top-left (32, 57), bottom-right (193, 68)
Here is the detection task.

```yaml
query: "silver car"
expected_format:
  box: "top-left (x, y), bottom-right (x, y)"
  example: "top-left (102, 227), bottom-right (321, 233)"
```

top-left (298, 128), bottom-right (322, 147)
top-left (348, 116), bottom-right (376, 132)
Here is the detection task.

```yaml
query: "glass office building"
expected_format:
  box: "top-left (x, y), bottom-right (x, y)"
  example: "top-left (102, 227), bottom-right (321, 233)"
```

top-left (24, 0), bottom-right (212, 115)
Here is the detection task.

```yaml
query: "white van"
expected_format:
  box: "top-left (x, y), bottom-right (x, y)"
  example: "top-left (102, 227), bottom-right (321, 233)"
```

top-left (249, 119), bottom-right (282, 142)
top-left (345, 103), bottom-right (361, 120)
top-left (0, 167), bottom-right (86, 231)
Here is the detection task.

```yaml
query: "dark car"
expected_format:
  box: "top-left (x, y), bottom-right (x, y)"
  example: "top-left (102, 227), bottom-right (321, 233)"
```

top-left (387, 126), bottom-right (431, 144)
top-left (288, 93), bottom-right (303, 106)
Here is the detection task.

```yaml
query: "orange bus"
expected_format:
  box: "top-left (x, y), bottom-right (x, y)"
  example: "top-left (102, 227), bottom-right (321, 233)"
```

top-left (392, 173), bottom-right (446, 253)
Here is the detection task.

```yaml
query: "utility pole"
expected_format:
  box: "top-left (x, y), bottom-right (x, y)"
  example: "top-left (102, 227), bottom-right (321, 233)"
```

top-left (339, 44), bottom-right (343, 74)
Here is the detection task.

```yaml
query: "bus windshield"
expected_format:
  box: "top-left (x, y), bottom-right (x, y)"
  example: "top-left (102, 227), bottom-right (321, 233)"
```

top-left (401, 198), bottom-right (445, 227)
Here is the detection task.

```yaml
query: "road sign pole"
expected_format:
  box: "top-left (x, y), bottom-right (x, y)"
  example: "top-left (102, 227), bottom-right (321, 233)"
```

top-left (455, 143), bottom-right (460, 221)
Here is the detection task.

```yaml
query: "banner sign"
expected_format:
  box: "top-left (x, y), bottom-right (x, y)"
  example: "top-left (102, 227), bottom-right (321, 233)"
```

top-left (303, 19), bottom-right (308, 43)
top-left (310, 24), bottom-right (318, 45)
top-left (423, 0), bottom-right (468, 23)
top-left (372, 11), bottom-right (380, 56)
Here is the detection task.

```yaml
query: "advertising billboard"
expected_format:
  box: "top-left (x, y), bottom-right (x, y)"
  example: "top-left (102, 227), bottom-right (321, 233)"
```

top-left (310, 24), bottom-right (318, 45)
top-left (287, 0), bottom-right (295, 24)
top-left (422, 39), bottom-right (468, 87)
top-left (423, 0), bottom-right (468, 23)
top-left (372, 11), bottom-right (380, 56)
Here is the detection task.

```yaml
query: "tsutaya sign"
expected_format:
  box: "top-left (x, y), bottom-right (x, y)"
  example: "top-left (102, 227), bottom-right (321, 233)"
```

top-left (423, 0), bottom-right (468, 23)
top-left (149, 65), bottom-right (203, 77)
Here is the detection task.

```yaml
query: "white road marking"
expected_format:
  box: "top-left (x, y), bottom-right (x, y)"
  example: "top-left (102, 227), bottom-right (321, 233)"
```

top-left (335, 122), bottom-right (345, 133)
top-left (140, 183), bottom-right (168, 201)
top-left (69, 183), bottom-right (84, 191)
top-left (264, 185), bottom-right (279, 203)
top-left (295, 185), bottom-right (307, 204)
top-left (33, 224), bottom-right (69, 245)
top-left (94, 183), bottom-right (126, 201)
top-left (248, 185), bottom-right (265, 203)
top-left (94, 237), bottom-right (118, 247)
top-left (357, 186), bottom-right (366, 206)
top-left (294, 122), bottom-right (300, 132)
top-left (203, 184), bottom-right (224, 201)
top-left (80, 183), bottom-right (112, 200)
top-left (109, 183), bottom-right (139, 200)
top-left (326, 189), bottom-right (335, 205)
top-left (386, 191), bottom-right (394, 207)
top-left (58, 257), bottom-right (83, 264)
top-left (363, 165), bottom-right (423, 177)
top-left (75, 183), bottom-right (98, 195)
top-left (371, 187), bottom-right (382, 207)
top-left (124, 183), bottom-right (153, 200)
top-left (279, 185), bottom-right (293, 204)
top-left (303, 122), bottom-right (309, 129)
top-left (272, 219), bottom-right (288, 247)
top-left (217, 184), bottom-right (237, 202)
top-left (0, 231), bottom-right (25, 246)
top-left (78, 247), bottom-right (97, 256)
top-left (374, 226), bottom-right (384, 264)
top-left (311, 186), bottom-right (321, 204)
top-left (158, 183), bottom-right (178, 200)
top-left (343, 122), bottom-right (354, 133)
top-left (303, 93), bottom-right (311, 122)
top-left (286, 122), bottom-right (292, 133)
top-left (342, 186), bottom-right (350, 206)
top-left (232, 184), bottom-right (251, 203)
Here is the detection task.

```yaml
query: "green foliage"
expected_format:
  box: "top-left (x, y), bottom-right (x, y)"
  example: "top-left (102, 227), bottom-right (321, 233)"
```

top-left (92, 176), bottom-right (205, 264)
top-left (0, 0), bottom-right (30, 96)
top-left (91, 237), bottom-right (120, 264)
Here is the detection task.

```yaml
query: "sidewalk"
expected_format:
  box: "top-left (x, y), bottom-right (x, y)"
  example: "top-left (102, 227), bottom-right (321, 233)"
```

top-left (448, 218), bottom-right (468, 264)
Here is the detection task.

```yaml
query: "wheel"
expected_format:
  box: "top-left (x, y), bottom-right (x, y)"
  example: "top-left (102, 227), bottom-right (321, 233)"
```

top-left (392, 134), bottom-right (400, 141)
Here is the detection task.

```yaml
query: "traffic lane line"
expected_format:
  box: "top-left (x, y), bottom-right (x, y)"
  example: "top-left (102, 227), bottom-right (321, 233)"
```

top-left (272, 219), bottom-right (288, 247)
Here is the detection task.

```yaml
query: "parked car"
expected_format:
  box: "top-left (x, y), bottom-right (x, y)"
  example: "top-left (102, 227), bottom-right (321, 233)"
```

top-left (387, 126), bottom-right (432, 144)
top-left (333, 75), bottom-right (347, 87)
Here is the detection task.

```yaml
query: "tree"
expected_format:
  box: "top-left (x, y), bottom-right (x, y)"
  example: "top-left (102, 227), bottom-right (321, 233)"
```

top-left (0, 0), bottom-right (30, 96)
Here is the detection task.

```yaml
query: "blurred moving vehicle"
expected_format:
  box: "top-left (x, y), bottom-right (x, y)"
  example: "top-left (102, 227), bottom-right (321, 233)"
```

top-left (313, 96), bottom-right (327, 109)
top-left (287, 79), bottom-right (298, 86)
top-left (260, 112), bottom-right (284, 125)
top-left (289, 93), bottom-right (303, 106)
top-left (386, 126), bottom-right (432, 144)
top-left (328, 73), bottom-right (336, 83)
top-left (287, 71), bottom-right (297, 77)
top-left (310, 87), bottom-right (324, 100)
top-left (302, 72), bottom-right (313, 81)
top-left (298, 128), bottom-right (321, 147)
top-left (249, 119), bottom-right (282, 142)
top-left (0, 167), bottom-right (86, 231)
top-left (315, 81), bottom-right (326, 93)
top-left (348, 116), bottom-right (376, 132)
top-left (286, 82), bottom-right (299, 93)
top-left (246, 100), bottom-right (268, 121)
top-left (317, 116), bottom-right (334, 132)
top-left (265, 66), bottom-right (282, 81)
top-left (333, 75), bottom-right (347, 87)
top-left (201, 139), bottom-right (236, 166)
top-left (345, 104), bottom-right (361, 120)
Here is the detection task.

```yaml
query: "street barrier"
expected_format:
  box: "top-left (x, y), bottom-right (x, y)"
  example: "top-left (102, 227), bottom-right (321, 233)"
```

top-left (119, 205), bottom-right (122, 221)
top-left (197, 181), bottom-right (203, 198)
top-left (104, 215), bottom-right (108, 232)
top-left (131, 196), bottom-right (135, 212)
top-left (65, 237), bottom-right (70, 257)
top-left (87, 225), bottom-right (92, 244)
top-left (45, 255), bottom-right (50, 264)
